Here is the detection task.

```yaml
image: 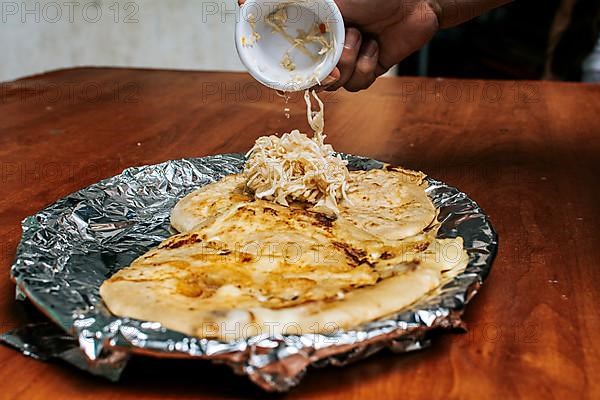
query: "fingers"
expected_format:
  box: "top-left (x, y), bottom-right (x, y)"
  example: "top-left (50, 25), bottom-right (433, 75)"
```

top-left (326, 28), bottom-right (362, 91)
top-left (344, 40), bottom-right (380, 92)
top-left (312, 67), bottom-right (341, 92)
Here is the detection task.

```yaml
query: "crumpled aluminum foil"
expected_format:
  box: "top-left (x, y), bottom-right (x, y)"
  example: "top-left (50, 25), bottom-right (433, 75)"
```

top-left (2, 154), bottom-right (497, 392)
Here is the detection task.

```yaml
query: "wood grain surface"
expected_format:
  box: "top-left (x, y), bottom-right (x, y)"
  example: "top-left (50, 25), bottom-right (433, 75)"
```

top-left (0, 68), bottom-right (599, 399)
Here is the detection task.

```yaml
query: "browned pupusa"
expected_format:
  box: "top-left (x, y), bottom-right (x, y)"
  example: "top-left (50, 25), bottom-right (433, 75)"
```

top-left (171, 167), bottom-right (437, 240)
top-left (101, 167), bottom-right (467, 341)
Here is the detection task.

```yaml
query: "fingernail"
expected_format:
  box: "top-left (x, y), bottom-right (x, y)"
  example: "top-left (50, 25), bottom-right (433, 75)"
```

top-left (344, 28), bottom-right (360, 50)
top-left (321, 75), bottom-right (337, 86)
top-left (362, 40), bottom-right (378, 58)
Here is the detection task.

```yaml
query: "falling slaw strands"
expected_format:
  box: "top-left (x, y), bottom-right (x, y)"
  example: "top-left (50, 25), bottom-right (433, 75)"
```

top-left (243, 90), bottom-right (350, 217)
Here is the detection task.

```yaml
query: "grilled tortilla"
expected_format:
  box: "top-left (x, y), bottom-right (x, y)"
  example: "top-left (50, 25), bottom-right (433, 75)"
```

top-left (171, 167), bottom-right (437, 240)
top-left (101, 167), bottom-right (468, 340)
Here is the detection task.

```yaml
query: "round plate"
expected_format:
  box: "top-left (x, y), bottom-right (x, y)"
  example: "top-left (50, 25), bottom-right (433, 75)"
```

top-left (11, 154), bottom-right (497, 391)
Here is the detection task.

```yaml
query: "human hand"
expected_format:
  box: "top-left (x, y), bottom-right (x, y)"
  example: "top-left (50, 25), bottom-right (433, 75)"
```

top-left (327, 0), bottom-right (439, 91)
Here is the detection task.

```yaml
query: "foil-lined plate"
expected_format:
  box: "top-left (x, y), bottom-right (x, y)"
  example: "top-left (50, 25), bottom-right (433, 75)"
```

top-left (3, 154), bottom-right (497, 392)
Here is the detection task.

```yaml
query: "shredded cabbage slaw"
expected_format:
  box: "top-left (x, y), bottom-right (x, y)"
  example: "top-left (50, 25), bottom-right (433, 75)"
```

top-left (243, 90), bottom-right (350, 217)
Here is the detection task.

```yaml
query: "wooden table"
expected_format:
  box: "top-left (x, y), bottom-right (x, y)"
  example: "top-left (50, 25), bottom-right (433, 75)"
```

top-left (1, 68), bottom-right (599, 399)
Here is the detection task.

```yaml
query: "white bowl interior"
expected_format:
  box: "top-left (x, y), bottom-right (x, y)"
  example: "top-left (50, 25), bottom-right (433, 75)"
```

top-left (236, 0), bottom-right (345, 92)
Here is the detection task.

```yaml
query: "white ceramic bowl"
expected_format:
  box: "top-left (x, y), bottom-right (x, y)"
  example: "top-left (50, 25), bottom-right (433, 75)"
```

top-left (236, 0), bottom-right (345, 92)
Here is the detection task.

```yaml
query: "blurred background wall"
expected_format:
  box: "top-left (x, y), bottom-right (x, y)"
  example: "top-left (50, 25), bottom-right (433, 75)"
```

top-left (1, 0), bottom-right (599, 83)
top-left (0, 0), bottom-right (244, 82)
